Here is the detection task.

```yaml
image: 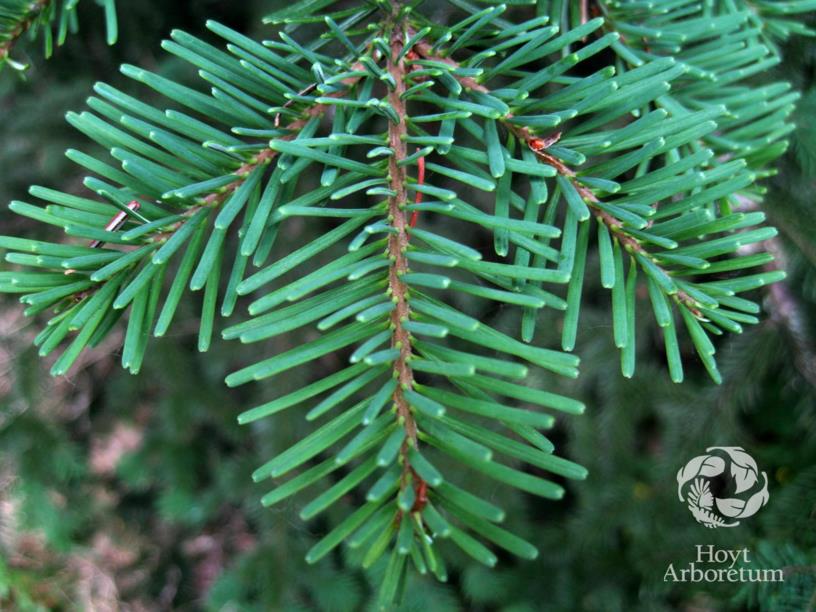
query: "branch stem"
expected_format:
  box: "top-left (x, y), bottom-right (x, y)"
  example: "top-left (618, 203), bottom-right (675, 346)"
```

top-left (386, 25), bottom-right (419, 463)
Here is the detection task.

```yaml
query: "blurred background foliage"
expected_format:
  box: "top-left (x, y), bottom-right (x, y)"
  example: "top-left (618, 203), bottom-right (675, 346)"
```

top-left (0, 1), bottom-right (814, 610)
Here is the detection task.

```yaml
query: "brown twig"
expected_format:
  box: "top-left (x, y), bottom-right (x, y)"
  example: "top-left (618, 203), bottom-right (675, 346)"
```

top-left (383, 3), bottom-right (432, 513)
top-left (386, 21), bottom-right (422, 502)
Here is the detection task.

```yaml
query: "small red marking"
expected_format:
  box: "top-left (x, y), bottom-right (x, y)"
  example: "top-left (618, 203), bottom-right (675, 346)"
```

top-left (529, 138), bottom-right (548, 152)
top-left (409, 152), bottom-right (425, 229)
top-left (527, 132), bottom-right (562, 154)
top-left (412, 478), bottom-right (428, 512)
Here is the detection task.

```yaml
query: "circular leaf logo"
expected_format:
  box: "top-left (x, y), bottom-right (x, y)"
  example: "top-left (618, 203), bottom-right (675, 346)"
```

top-left (677, 447), bottom-right (769, 528)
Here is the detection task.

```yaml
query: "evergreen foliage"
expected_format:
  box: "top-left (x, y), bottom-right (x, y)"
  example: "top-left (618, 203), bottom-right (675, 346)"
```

top-left (0, 0), bottom-right (812, 605)
top-left (0, 0), bottom-right (118, 72)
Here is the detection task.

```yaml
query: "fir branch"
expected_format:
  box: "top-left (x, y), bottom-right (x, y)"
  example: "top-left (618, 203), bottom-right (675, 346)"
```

top-left (1, 0), bottom-right (119, 71)
top-left (63, 66), bottom-right (369, 310)
top-left (205, 75), bottom-right (369, 210)
top-left (0, 3), bottom-right (804, 601)
top-left (0, 0), bottom-right (49, 63)
top-left (412, 39), bottom-right (702, 316)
